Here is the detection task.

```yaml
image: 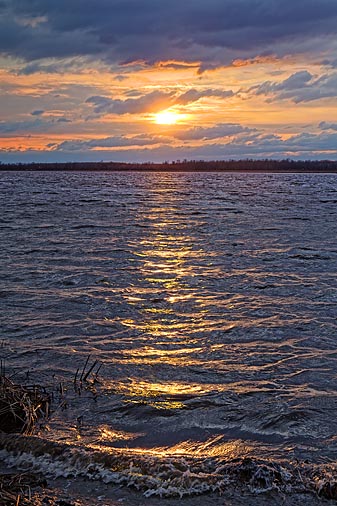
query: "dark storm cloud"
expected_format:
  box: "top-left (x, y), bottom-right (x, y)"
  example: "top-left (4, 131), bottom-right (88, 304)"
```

top-left (0, 15), bottom-right (102, 61)
top-left (2, 0), bottom-right (337, 65)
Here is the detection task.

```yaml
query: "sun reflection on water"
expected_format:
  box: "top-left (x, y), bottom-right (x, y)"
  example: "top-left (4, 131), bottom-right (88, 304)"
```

top-left (88, 434), bottom-right (250, 460)
top-left (98, 426), bottom-right (143, 442)
top-left (118, 192), bottom-right (210, 348)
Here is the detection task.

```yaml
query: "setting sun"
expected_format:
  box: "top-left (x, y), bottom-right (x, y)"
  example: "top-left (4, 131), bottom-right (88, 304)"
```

top-left (154, 110), bottom-right (181, 125)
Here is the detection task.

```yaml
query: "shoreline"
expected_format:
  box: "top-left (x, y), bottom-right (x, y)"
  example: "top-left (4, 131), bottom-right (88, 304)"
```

top-left (1, 432), bottom-right (337, 504)
top-left (2, 169), bottom-right (337, 173)
top-left (0, 461), bottom-right (335, 506)
top-left (1, 159), bottom-right (337, 173)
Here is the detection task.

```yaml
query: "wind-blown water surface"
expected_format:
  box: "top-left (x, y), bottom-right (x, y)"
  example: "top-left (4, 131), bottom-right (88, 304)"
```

top-left (1, 171), bottom-right (337, 499)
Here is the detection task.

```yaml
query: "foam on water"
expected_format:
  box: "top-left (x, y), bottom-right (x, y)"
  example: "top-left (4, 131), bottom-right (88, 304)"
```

top-left (1, 433), bottom-right (337, 499)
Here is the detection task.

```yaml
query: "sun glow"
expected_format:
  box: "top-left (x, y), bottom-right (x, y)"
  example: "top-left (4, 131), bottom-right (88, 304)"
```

top-left (154, 110), bottom-right (181, 125)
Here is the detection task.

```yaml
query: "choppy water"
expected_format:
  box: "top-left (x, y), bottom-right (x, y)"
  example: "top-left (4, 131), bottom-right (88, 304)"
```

top-left (1, 170), bottom-right (337, 499)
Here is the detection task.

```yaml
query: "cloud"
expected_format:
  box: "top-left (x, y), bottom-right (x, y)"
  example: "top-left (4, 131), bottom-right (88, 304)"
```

top-left (2, 0), bottom-right (337, 68)
top-left (1, 2), bottom-right (337, 164)
top-left (31, 109), bottom-right (44, 116)
top-left (284, 131), bottom-right (337, 151)
top-left (86, 91), bottom-right (175, 115)
top-left (321, 56), bottom-right (337, 69)
top-left (114, 74), bottom-right (129, 82)
top-left (0, 118), bottom-right (45, 133)
top-left (50, 123), bottom-right (250, 152)
top-left (0, 116), bottom-right (72, 133)
top-left (174, 123), bottom-right (253, 141)
top-left (49, 134), bottom-right (166, 151)
top-left (166, 131), bottom-right (337, 159)
top-left (175, 89), bottom-right (234, 105)
top-left (56, 117), bottom-right (72, 123)
top-left (86, 88), bottom-right (234, 116)
top-left (0, 15), bottom-right (102, 61)
top-left (16, 57), bottom-right (93, 75)
top-left (3, 128), bottom-right (337, 163)
top-left (319, 121), bottom-right (337, 131)
top-left (250, 70), bottom-right (313, 96)
top-left (249, 70), bottom-right (337, 103)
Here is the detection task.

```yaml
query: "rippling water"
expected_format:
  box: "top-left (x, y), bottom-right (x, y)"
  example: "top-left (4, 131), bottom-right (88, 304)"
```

top-left (1, 170), bottom-right (337, 499)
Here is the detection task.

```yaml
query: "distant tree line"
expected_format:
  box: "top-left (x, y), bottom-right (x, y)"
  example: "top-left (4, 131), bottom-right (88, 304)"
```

top-left (1, 159), bottom-right (337, 172)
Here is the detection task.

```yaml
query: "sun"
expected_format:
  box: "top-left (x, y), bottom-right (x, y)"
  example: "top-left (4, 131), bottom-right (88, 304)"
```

top-left (154, 110), bottom-right (181, 125)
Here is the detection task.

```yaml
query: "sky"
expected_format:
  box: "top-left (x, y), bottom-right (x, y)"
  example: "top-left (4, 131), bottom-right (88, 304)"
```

top-left (1, 0), bottom-right (337, 163)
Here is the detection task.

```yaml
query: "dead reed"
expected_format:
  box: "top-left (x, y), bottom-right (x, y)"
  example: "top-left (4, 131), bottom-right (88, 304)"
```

top-left (0, 356), bottom-right (100, 505)
top-left (0, 374), bottom-right (50, 435)
top-left (0, 473), bottom-right (46, 505)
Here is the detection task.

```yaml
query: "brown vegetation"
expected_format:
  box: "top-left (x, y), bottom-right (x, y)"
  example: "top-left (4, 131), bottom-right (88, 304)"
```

top-left (0, 374), bottom-right (50, 435)
top-left (0, 374), bottom-right (50, 505)
top-left (0, 473), bottom-right (47, 506)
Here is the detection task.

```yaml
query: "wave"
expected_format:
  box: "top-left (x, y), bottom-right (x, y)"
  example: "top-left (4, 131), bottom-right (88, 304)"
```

top-left (1, 433), bottom-right (336, 500)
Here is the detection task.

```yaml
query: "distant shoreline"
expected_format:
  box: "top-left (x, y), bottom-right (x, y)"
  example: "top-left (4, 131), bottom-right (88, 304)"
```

top-left (1, 159), bottom-right (337, 173)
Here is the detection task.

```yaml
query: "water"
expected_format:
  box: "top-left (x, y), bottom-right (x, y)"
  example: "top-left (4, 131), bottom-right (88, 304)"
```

top-left (1, 170), bottom-right (337, 500)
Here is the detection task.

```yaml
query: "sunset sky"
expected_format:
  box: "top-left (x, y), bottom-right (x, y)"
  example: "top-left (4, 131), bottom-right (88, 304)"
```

top-left (1, 0), bottom-right (337, 162)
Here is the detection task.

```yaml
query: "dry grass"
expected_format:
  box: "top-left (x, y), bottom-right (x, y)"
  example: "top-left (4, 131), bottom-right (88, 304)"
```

top-left (0, 374), bottom-right (50, 435)
top-left (0, 374), bottom-right (50, 504)
top-left (0, 473), bottom-right (47, 506)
